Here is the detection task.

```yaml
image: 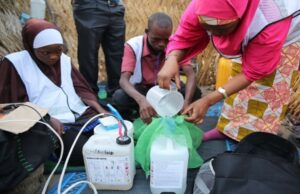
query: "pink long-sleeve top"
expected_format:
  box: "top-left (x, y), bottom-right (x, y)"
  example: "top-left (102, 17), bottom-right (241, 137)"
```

top-left (167, 0), bottom-right (292, 81)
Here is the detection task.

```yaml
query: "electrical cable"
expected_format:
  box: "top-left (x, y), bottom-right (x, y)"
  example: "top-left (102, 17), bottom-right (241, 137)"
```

top-left (57, 113), bottom-right (104, 194)
top-left (57, 113), bottom-right (129, 194)
top-left (0, 119), bottom-right (64, 194)
top-left (0, 105), bottom-right (129, 194)
top-left (0, 105), bottom-right (97, 194)
top-left (17, 103), bottom-right (48, 123)
top-left (0, 103), bottom-right (64, 193)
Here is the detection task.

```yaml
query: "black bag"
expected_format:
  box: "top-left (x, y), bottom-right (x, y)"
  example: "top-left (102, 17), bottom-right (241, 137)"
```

top-left (0, 121), bottom-right (57, 192)
top-left (194, 132), bottom-right (300, 194)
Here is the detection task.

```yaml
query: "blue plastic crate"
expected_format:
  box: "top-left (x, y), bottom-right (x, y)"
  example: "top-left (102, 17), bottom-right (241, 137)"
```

top-left (47, 172), bottom-right (88, 194)
top-left (206, 100), bottom-right (223, 117)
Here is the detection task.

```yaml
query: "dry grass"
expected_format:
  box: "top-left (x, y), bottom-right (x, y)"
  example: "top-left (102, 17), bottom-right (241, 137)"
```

top-left (124, 0), bottom-right (189, 38)
top-left (46, 0), bottom-right (77, 63)
top-left (1, 1), bottom-right (300, 126)
top-left (196, 44), bottom-right (220, 86)
top-left (45, 0), bottom-right (219, 84)
top-left (0, 0), bottom-right (218, 85)
top-left (0, 0), bottom-right (28, 57)
top-left (0, 11), bottom-right (23, 57)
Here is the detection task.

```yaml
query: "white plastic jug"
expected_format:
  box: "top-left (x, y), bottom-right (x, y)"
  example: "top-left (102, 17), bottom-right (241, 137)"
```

top-left (146, 85), bottom-right (184, 117)
top-left (83, 135), bottom-right (135, 190)
top-left (94, 116), bottom-right (134, 138)
top-left (150, 135), bottom-right (189, 194)
top-left (30, 0), bottom-right (46, 19)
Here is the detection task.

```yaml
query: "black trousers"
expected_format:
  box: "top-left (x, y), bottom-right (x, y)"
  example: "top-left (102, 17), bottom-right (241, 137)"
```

top-left (57, 116), bottom-right (96, 166)
top-left (60, 129), bottom-right (93, 166)
top-left (73, 0), bottom-right (126, 93)
top-left (112, 84), bottom-right (150, 113)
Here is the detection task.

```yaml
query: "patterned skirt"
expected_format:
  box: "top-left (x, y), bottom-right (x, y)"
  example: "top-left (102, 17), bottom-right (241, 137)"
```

top-left (217, 42), bottom-right (300, 141)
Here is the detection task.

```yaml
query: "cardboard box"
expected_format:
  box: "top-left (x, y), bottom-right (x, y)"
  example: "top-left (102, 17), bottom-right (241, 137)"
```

top-left (0, 102), bottom-right (48, 134)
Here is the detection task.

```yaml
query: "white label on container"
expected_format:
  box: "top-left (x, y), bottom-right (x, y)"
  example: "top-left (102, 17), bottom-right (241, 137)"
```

top-left (85, 156), bottom-right (131, 185)
top-left (150, 160), bottom-right (184, 188)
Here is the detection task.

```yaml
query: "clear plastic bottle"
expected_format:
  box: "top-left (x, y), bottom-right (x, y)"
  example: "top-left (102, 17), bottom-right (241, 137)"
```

top-left (98, 84), bottom-right (107, 100)
top-left (30, 0), bottom-right (46, 19)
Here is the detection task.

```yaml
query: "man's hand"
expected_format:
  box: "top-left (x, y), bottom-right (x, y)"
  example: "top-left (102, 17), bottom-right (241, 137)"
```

top-left (138, 97), bottom-right (157, 124)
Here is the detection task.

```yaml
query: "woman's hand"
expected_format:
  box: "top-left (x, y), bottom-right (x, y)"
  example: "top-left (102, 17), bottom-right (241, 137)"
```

top-left (182, 97), bottom-right (211, 124)
top-left (49, 117), bottom-right (65, 136)
top-left (158, 56), bottom-right (181, 90)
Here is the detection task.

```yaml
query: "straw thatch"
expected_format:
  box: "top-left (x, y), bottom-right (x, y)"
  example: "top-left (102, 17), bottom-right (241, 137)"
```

top-left (0, 0), bottom-right (27, 57)
top-left (0, 11), bottom-right (23, 56)
top-left (0, 0), bottom-right (29, 13)
top-left (46, 0), bottom-right (220, 84)
top-left (124, 0), bottom-right (188, 38)
top-left (195, 44), bottom-right (219, 86)
top-left (123, 0), bottom-right (219, 86)
top-left (0, 0), bottom-right (218, 85)
top-left (46, 0), bottom-right (77, 62)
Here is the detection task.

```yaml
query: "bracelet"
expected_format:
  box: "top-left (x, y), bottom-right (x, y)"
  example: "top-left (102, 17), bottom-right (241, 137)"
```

top-left (165, 54), bottom-right (178, 61)
top-left (217, 87), bottom-right (228, 98)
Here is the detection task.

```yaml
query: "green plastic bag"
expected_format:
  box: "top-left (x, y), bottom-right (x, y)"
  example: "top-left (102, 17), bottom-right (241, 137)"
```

top-left (134, 115), bottom-right (204, 176)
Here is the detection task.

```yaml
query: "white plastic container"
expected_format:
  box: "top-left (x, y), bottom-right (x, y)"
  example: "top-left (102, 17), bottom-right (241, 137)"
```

top-left (150, 135), bottom-right (189, 194)
top-left (30, 0), bottom-right (46, 19)
top-left (82, 135), bottom-right (135, 190)
top-left (94, 116), bottom-right (134, 138)
top-left (146, 85), bottom-right (184, 117)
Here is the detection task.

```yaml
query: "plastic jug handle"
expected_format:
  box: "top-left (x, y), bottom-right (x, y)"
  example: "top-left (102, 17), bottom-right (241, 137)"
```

top-left (170, 82), bottom-right (177, 91)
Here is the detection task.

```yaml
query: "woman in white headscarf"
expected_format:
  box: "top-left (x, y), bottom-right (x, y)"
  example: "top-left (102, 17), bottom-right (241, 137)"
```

top-left (0, 19), bottom-right (108, 165)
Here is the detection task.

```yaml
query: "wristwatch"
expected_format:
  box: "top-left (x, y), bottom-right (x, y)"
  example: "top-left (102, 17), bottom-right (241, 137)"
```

top-left (217, 87), bottom-right (228, 98)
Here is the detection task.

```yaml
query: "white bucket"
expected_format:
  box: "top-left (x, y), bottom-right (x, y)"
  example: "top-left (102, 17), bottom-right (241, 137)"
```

top-left (146, 85), bottom-right (184, 117)
top-left (94, 116), bottom-right (134, 138)
top-left (30, 0), bottom-right (46, 19)
top-left (83, 135), bottom-right (135, 190)
top-left (150, 135), bottom-right (188, 194)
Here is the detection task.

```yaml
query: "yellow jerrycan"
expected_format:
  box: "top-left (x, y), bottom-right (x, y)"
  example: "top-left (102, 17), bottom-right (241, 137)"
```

top-left (216, 57), bottom-right (233, 89)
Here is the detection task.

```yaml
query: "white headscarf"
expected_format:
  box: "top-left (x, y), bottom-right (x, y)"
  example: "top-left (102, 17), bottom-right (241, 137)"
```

top-left (33, 28), bottom-right (63, 48)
